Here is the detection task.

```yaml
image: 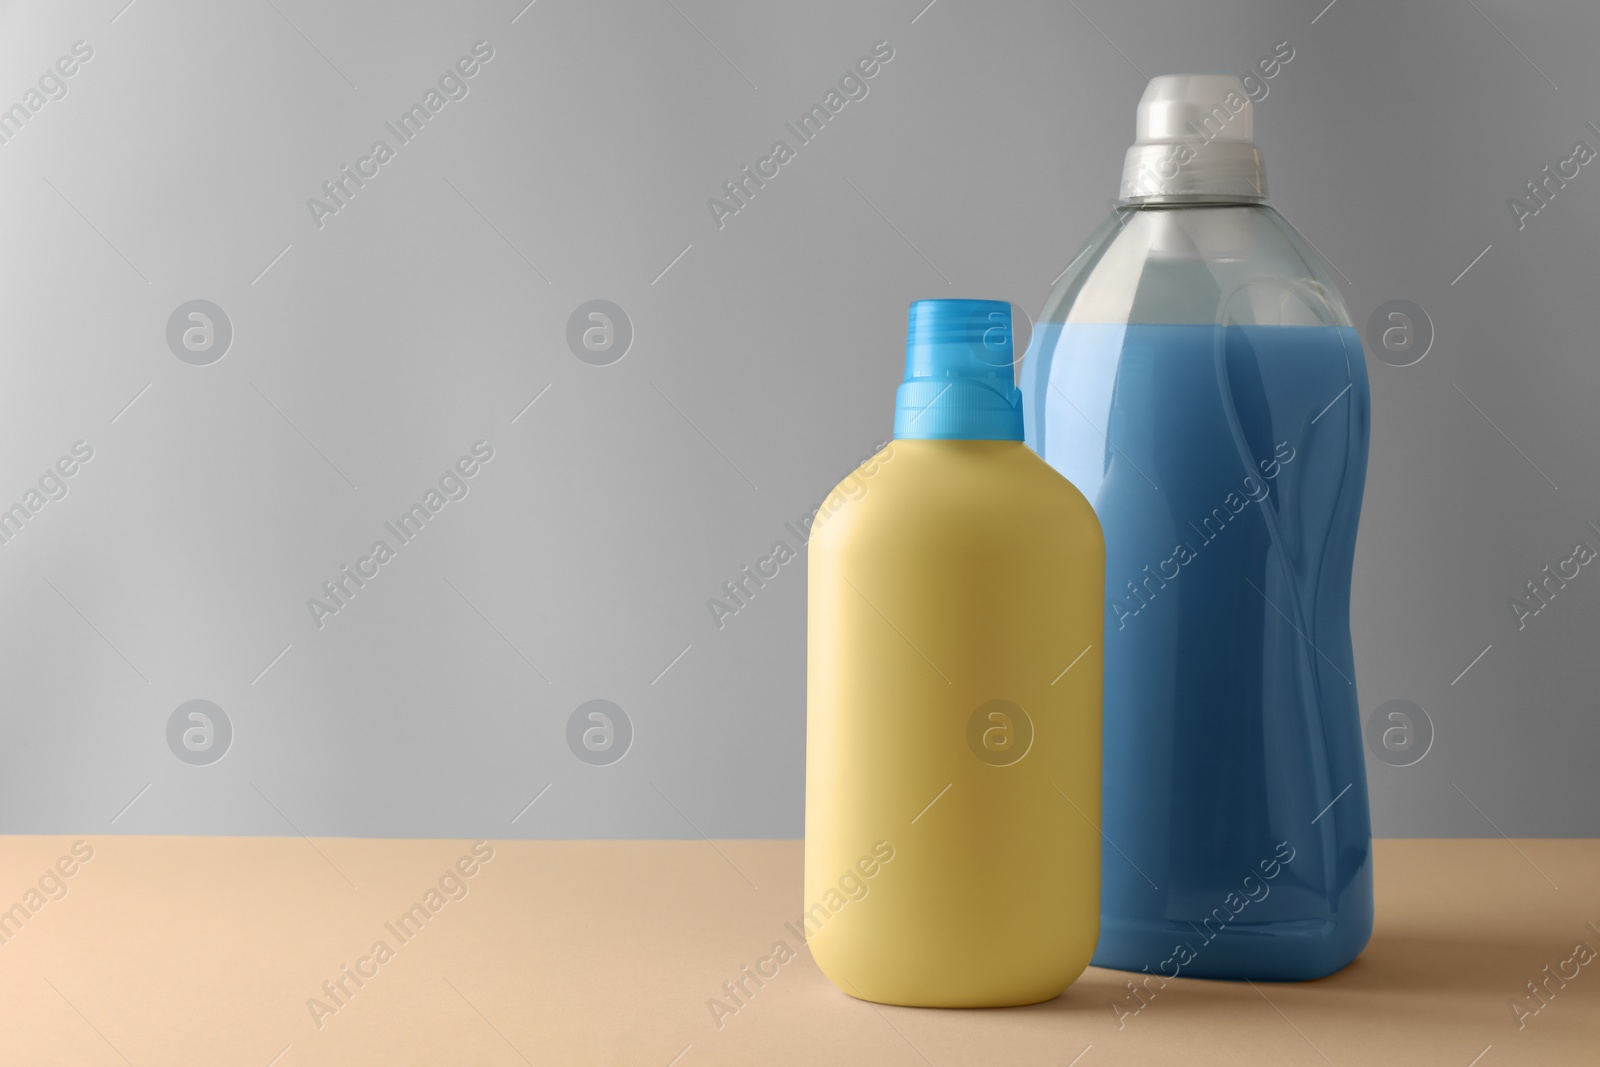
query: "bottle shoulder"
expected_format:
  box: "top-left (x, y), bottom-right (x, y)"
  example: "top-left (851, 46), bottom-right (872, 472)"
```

top-left (1039, 203), bottom-right (1352, 329)
top-left (810, 440), bottom-right (1103, 554)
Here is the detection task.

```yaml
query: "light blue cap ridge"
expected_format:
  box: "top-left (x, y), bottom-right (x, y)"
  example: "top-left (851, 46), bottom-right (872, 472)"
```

top-left (893, 299), bottom-right (1023, 441)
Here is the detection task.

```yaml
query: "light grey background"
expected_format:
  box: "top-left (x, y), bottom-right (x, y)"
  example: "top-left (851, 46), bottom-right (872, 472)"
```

top-left (1, 0), bottom-right (1595, 838)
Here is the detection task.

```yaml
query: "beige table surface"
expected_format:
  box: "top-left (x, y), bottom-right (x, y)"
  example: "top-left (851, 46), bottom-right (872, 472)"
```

top-left (0, 837), bottom-right (1595, 1066)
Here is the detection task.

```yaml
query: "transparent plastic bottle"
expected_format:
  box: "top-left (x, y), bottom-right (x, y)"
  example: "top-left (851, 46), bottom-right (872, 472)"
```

top-left (1020, 76), bottom-right (1373, 980)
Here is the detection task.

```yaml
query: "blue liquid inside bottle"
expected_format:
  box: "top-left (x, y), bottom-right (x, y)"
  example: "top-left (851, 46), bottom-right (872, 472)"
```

top-left (1024, 320), bottom-right (1371, 979)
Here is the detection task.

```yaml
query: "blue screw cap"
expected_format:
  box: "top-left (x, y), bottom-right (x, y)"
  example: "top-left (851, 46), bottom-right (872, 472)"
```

top-left (893, 299), bottom-right (1023, 441)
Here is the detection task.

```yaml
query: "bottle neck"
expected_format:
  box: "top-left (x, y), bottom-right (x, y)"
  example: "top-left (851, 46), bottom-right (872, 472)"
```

top-left (1119, 140), bottom-right (1266, 203)
top-left (1117, 193), bottom-right (1268, 208)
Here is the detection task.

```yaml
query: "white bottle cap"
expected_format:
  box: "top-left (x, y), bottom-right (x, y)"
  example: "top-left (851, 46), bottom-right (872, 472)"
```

top-left (1119, 75), bottom-right (1266, 203)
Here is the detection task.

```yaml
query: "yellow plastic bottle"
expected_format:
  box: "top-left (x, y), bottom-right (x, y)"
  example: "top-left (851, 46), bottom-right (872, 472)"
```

top-left (805, 300), bottom-right (1104, 1007)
